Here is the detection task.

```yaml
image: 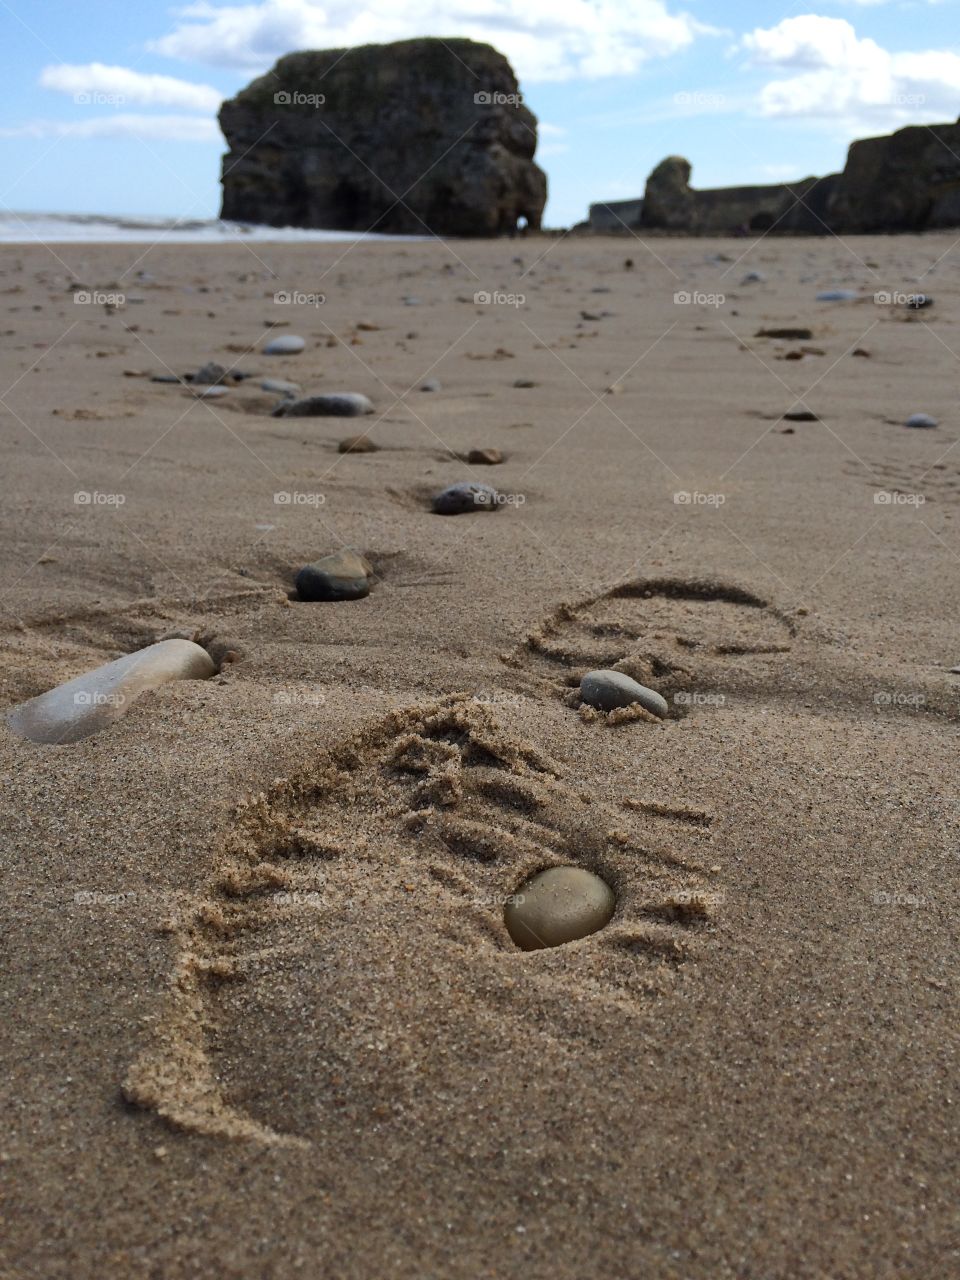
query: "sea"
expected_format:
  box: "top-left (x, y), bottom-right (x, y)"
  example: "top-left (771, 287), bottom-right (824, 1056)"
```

top-left (0, 212), bottom-right (424, 244)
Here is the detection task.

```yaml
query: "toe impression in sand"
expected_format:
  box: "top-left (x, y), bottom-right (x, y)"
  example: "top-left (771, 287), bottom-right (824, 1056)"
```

top-left (505, 866), bottom-right (616, 951)
top-left (6, 640), bottom-right (216, 745)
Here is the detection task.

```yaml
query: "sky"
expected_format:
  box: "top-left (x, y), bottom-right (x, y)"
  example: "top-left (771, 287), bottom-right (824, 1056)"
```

top-left (1, 0), bottom-right (959, 228)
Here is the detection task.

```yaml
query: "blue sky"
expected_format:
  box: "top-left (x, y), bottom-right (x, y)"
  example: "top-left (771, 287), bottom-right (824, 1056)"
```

top-left (2, 0), bottom-right (959, 227)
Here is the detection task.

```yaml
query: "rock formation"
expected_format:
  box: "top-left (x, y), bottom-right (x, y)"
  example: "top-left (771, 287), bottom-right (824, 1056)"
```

top-left (587, 117), bottom-right (960, 235)
top-left (218, 38), bottom-right (546, 236)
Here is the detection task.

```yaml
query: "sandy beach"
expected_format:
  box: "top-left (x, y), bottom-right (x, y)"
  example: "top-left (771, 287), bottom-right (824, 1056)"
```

top-left (2, 231), bottom-right (959, 1278)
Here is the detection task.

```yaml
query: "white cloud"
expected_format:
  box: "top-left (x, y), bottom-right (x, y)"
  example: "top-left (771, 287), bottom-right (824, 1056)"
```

top-left (39, 63), bottom-right (223, 112)
top-left (0, 115), bottom-right (220, 142)
top-left (742, 15), bottom-right (960, 129)
top-left (149, 0), bottom-right (717, 82)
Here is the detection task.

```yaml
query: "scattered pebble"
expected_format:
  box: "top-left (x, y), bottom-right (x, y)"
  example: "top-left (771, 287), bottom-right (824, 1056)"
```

top-left (504, 866), bottom-right (616, 951)
top-left (907, 296), bottom-right (934, 310)
top-left (741, 271), bottom-right (765, 285)
top-left (579, 670), bottom-right (668, 718)
top-left (261, 377), bottom-right (301, 395)
top-left (755, 327), bottom-right (813, 340)
top-left (784, 409), bottom-right (819, 422)
top-left (816, 289), bottom-right (858, 302)
top-left (263, 335), bottom-right (305, 355)
top-left (273, 394), bottom-right (374, 418)
top-left (467, 448), bottom-right (503, 465)
top-left (432, 482), bottom-right (501, 515)
top-left (904, 413), bottom-right (938, 429)
top-left (295, 550), bottom-right (373, 602)
top-left (338, 434), bottom-right (379, 453)
top-left (150, 374), bottom-right (183, 384)
top-left (420, 378), bottom-right (442, 392)
top-left (403, 296), bottom-right (421, 306)
top-left (192, 361), bottom-right (226, 385)
top-left (513, 378), bottom-right (537, 388)
top-left (6, 640), bottom-right (216, 744)
top-left (852, 348), bottom-right (871, 358)
top-left (188, 385), bottom-right (228, 399)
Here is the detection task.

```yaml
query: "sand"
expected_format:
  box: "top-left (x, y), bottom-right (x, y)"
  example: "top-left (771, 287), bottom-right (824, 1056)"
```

top-left (1, 231), bottom-right (958, 1279)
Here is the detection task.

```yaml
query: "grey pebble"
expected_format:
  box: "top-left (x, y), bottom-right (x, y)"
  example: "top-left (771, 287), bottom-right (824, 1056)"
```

top-left (192, 361), bottom-right (226, 385)
top-left (432, 482), bottom-right (501, 515)
top-left (905, 413), bottom-right (938, 429)
top-left (273, 394), bottom-right (374, 418)
top-left (420, 378), bottom-right (442, 392)
top-left (816, 289), bottom-right (859, 301)
top-left (580, 669), bottom-right (668, 718)
top-left (263, 335), bottom-right (306, 355)
top-left (261, 377), bottom-right (301, 395)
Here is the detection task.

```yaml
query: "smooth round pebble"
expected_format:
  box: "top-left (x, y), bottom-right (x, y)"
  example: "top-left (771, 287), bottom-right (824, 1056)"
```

top-left (263, 335), bottom-right (305, 355)
top-left (261, 377), bottom-right (301, 395)
top-left (504, 866), bottom-right (616, 951)
top-left (905, 413), bottom-right (938, 429)
top-left (295, 549), bottom-right (372, 602)
top-left (467, 448), bottom-right (503, 465)
top-left (432, 482), bottom-right (501, 515)
top-left (580, 669), bottom-right (668, 717)
top-left (274, 393), bottom-right (374, 418)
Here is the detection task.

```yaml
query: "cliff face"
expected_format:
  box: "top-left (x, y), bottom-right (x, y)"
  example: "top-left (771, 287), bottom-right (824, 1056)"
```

top-left (589, 117), bottom-right (960, 236)
top-left (218, 38), bottom-right (547, 236)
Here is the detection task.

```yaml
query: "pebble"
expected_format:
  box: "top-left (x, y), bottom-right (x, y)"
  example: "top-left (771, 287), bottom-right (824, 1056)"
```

top-left (504, 866), bottom-right (616, 951)
top-left (188, 385), bottom-right (228, 398)
top-left (513, 378), bottom-right (537, 388)
top-left (295, 550), bottom-right (373, 602)
top-left (263, 335), bottom-right (306, 355)
top-left (907, 295), bottom-right (934, 310)
top-left (579, 669), bottom-right (668, 717)
top-left (467, 448), bottom-right (503, 465)
top-left (741, 271), bottom-right (765, 284)
top-left (756, 327), bottom-right (813, 340)
top-left (403, 296), bottom-right (421, 306)
top-left (784, 409), bottom-right (818, 422)
top-left (432, 482), bottom-right (501, 515)
top-left (192, 361), bottom-right (226, 385)
top-left (816, 289), bottom-right (858, 301)
top-left (6, 640), bottom-right (216, 744)
top-left (338, 434), bottom-right (379, 453)
top-left (150, 374), bottom-right (184, 384)
top-left (420, 378), bottom-right (441, 392)
top-left (261, 377), bottom-right (301, 395)
top-left (273, 394), bottom-right (374, 418)
top-left (905, 413), bottom-right (938, 428)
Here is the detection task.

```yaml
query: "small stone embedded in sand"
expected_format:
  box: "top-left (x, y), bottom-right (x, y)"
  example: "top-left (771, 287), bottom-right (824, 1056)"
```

top-left (192, 361), bottom-right (226, 385)
top-left (740, 271), bottom-right (765, 285)
top-left (580, 670), bottom-right (668, 718)
top-left (756, 327), bottom-right (813, 341)
top-left (6, 640), bottom-right (216, 745)
top-left (188, 385), bottom-right (229, 399)
top-left (816, 289), bottom-right (858, 302)
top-left (504, 866), bottom-right (616, 951)
top-left (295, 550), bottom-right (373, 601)
top-left (338, 434), bottom-right (379, 453)
top-left (907, 295), bottom-right (933, 310)
top-left (420, 378), bottom-right (441, 392)
top-left (261, 377), bottom-right (300, 396)
top-left (784, 409), bottom-right (819, 422)
top-left (432, 482), bottom-right (501, 515)
top-left (273, 394), bottom-right (373, 418)
top-left (263, 335), bottom-right (305, 355)
top-left (513, 378), bottom-right (536, 388)
top-left (905, 413), bottom-right (938, 429)
top-left (467, 448), bottom-right (503, 465)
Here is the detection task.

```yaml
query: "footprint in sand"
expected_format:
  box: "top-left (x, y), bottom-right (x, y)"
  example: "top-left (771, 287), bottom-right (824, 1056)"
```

top-left (506, 575), bottom-right (797, 716)
top-left (124, 694), bottom-right (720, 1147)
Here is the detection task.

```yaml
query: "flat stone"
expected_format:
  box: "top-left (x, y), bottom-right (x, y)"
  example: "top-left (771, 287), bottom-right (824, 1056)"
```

top-left (513, 378), bottom-right (537, 388)
top-left (504, 866), bottom-right (616, 951)
top-left (188, 385), bottom-right (228, 398)
top-left (756, 327), bottom-right (813, 340)
top-left (432, 482), bottom-right (501, 515)
top-left (467, 448), bottom-right (503, 465)
top-left (192, 361), bottom-right (226, 384)
top-left (260, 377), bottom-right (301, 395)
top-left (816, 289), bottom-right (859, 301)
top-left (295, 550), bottom-right (373, 602)
top-left (420, 378), bottom-right (441, 392)
top-left (150, 374), bottom-right (184, 384)
top-left (338, 434), bottom-right (379, 453)
top-left (784, 409), bottom-right (819, 422)
top-left (6, 640), bottom-right (216, 744)
top-left (263, 335), bottom-right (306, 355)
top-left (905, 413), bottom-right (938, 429)
top-left (579, 669), bottom-right (668, 718)
top-left (273, 394), bottom-right (374, 418)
